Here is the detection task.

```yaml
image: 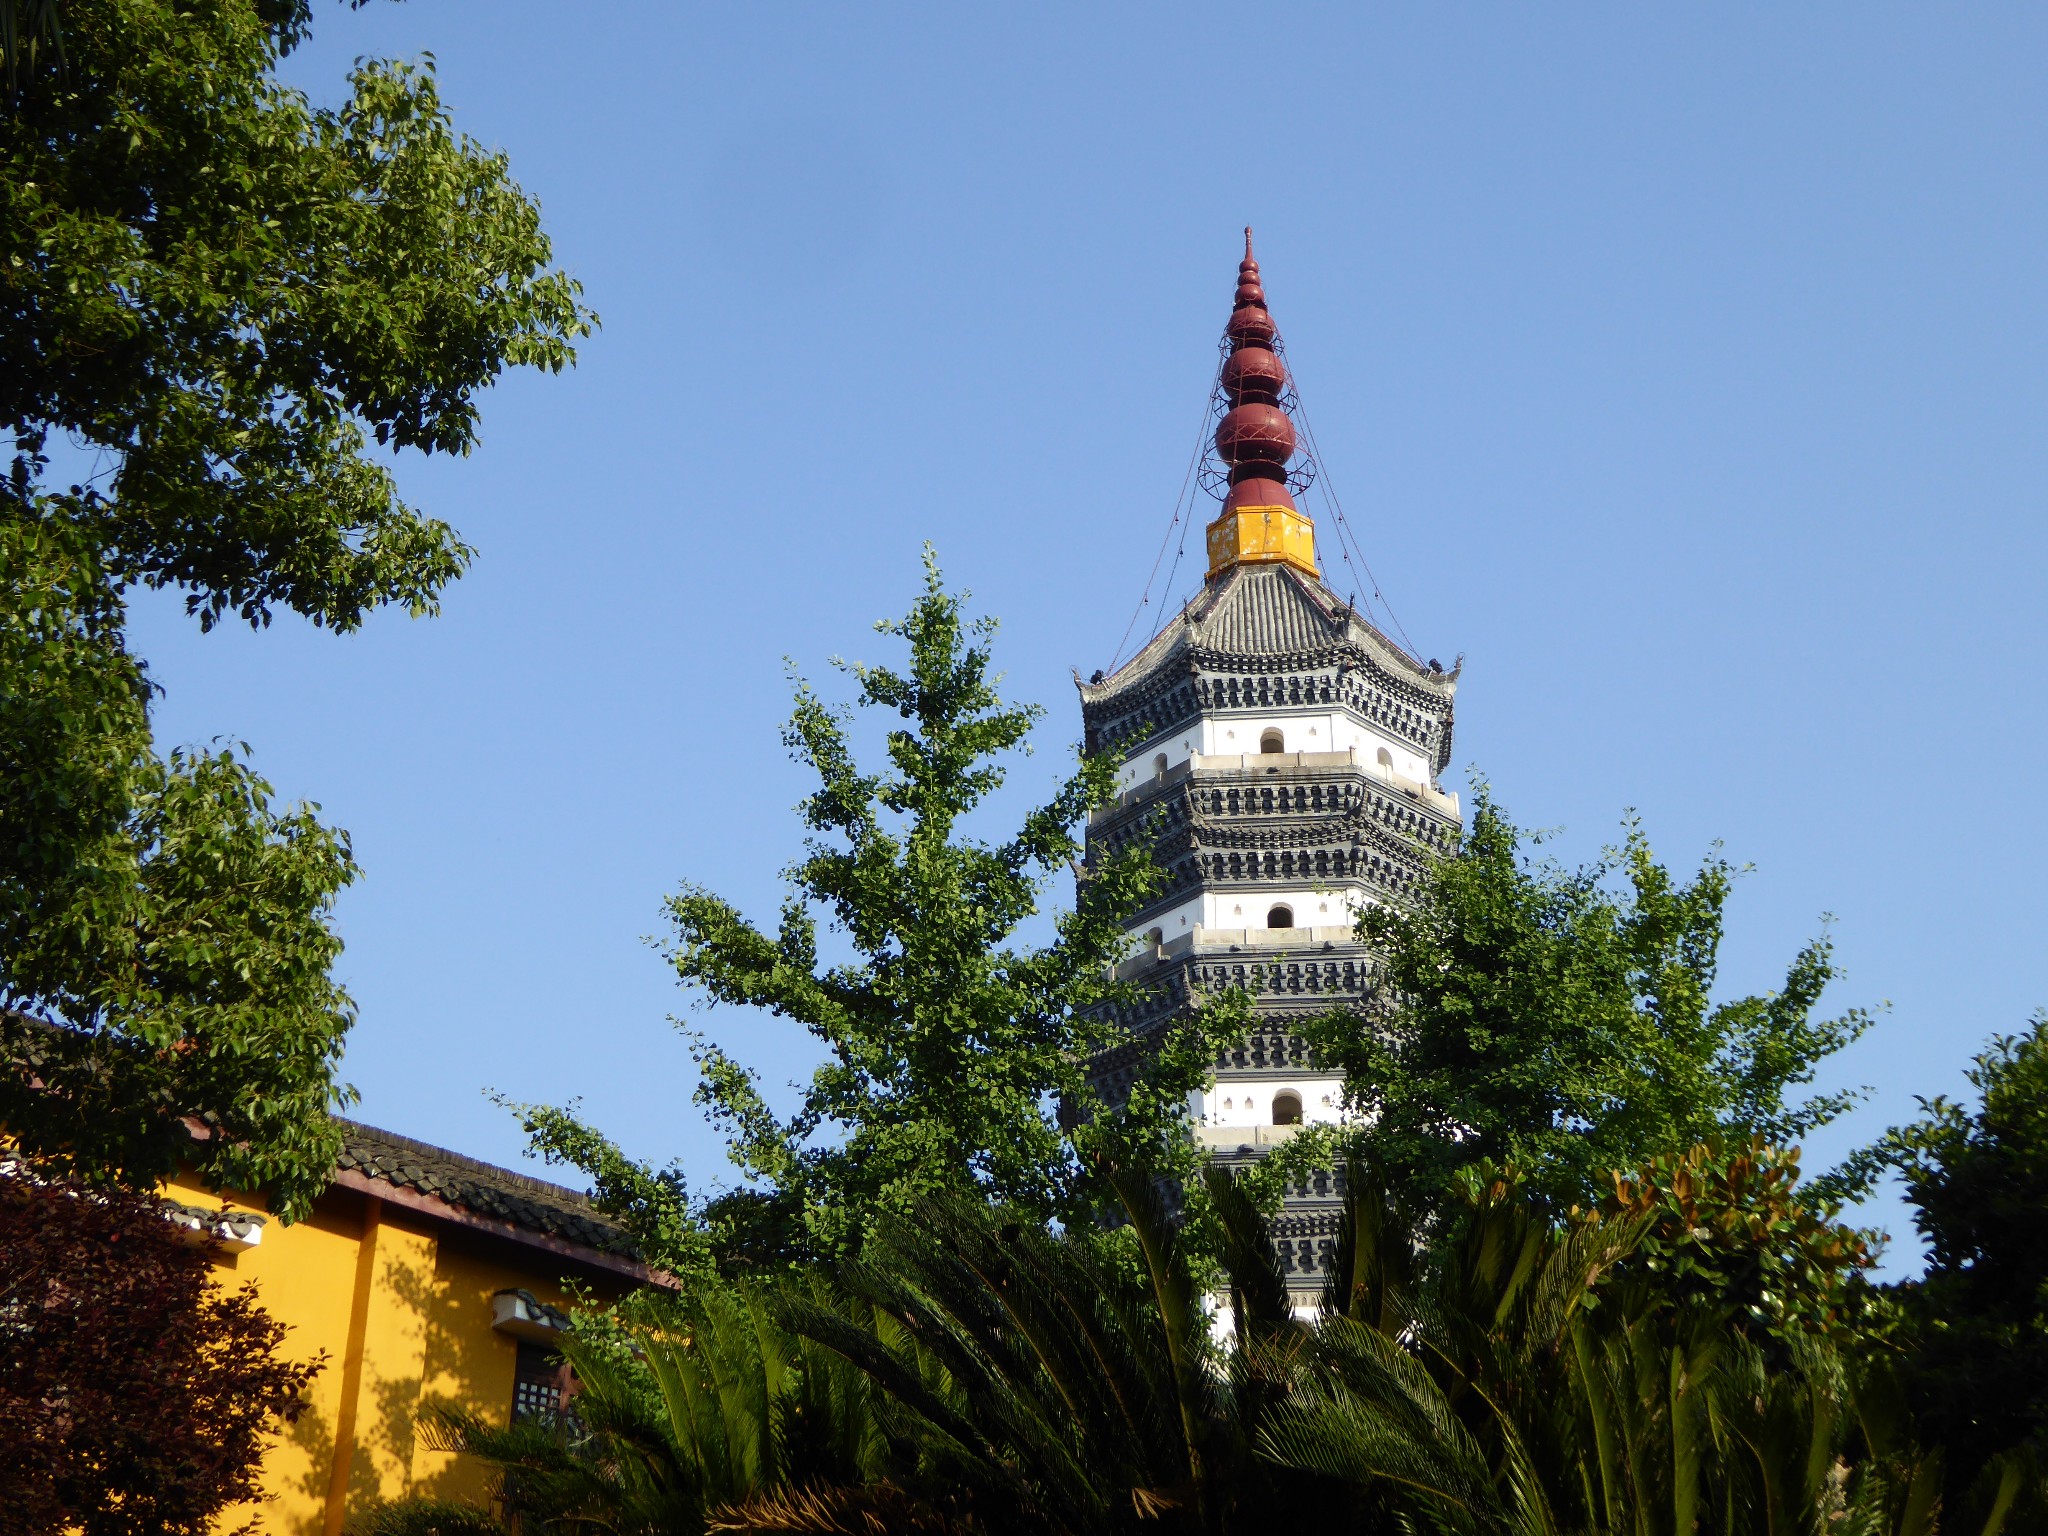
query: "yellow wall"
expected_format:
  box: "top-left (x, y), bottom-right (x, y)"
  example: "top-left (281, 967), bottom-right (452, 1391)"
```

top-left (161, 1171), bottom-right (627, 1535)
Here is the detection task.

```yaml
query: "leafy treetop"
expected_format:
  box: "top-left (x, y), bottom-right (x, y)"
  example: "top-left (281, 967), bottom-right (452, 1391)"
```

top-left (3, 0), bottom-right (592, 630)
top-left (515, 552), bottom-right (1245, 1266)
top-left (1298, 785), bottom-right (1873, 1213)
top-left (1854, 1016), bottom-right (2048, 1509)
top-left (1, 0), bottom-right (590, 1218)
top-left (1593, 1134), bottom-right (1879, 1352)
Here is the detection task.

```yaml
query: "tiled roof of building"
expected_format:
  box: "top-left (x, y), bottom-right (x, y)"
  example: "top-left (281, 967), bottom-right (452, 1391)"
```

top-left (334, 1119), bottom-right (638, 1261)
top-left (1086, 560), bottom-right (1457, 698)
top-left (1193, 562), bottom-right (1348, 655)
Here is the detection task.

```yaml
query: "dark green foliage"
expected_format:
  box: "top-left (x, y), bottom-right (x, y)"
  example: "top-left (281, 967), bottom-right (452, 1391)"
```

top-left (0, 737), bottom-right (359, 1211)
top-left (0, 1172), bottom-right (321, 1535)
top-left (516, 554), bottom-right (1246, 1263)
top-left (424, 1170), bottom-right (1338, 1535)
top-left (351, 1501), bottom-right (508, 1536)
top-left (2, 0), bottom-right (590, 632)
top-left (1259, 1166), bottom-right (2026, 1536)
top-left (1596, 1134), bottom-right (1880, 1352)
top-left (779, 1170), bottom-right (1315, 1535)
top-left (372, 1160), bottom-right (2041, 1535)
top-left (1862, 1018), bottom-right (2048, 1523)
top-left (399, 1274), bottom-right (981, 1535)
top-left (1305, 785), bottom-right (1872, 1213)
top-left (1, 0), bottom-right (65, 92)
top-left (1, 497), bottom-right (361, 1212)
top-left (1264, 1169), bottom-right (1641, 1531)
top-left (847, 1189), bottom-right (1202, 1526)
top-left (1, 0), bottom-right (589, 1217)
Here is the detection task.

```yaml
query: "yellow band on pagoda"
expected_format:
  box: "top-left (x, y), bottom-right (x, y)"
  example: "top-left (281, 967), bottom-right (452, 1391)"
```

top-left (1205, 504), bottom-right (1317, 580)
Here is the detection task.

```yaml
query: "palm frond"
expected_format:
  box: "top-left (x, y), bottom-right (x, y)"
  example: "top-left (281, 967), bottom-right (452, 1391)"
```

top-left (1256, 1317), bottom-right (1508, 1533)
top-left (1, 0), bottom-right (62, 93)
top-left (1318, 1160), bottom-right (1419, 1334)
top-left (1202, 1163), bottom-right (1294, 1343)
top-left (705, 1479), bottom-right (984, 1534)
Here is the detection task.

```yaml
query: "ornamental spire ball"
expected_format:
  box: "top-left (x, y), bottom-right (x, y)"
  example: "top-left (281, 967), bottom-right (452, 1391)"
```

top-left (1213, 228), bottom-right (1299, 512)
top-left (1202, 229), bottom-right (1318, 580)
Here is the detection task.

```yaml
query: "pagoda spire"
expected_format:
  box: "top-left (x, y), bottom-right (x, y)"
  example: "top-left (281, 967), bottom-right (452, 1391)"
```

top-left (1205, 228), bottom-right (1318, 581)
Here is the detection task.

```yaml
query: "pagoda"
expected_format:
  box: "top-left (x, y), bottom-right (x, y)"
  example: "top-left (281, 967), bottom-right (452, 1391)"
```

top-left (1077, 234), bottom-right (1462, 1298)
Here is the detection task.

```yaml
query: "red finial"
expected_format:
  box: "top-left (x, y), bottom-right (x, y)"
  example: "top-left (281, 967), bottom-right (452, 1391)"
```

top-left (1214, 230), bottom-right (1296, 511)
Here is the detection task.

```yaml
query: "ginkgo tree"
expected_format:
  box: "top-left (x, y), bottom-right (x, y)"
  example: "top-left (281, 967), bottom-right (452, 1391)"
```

top-left (515, 553), bottom-right (1246, 1265)
top-left (1295, 785), bottom-right (1876, 1214)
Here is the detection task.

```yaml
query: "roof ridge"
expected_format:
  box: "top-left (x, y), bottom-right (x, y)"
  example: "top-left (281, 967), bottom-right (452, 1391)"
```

top-left (334, 1118), bottom-right (595, 1208)
top-left (1279, 562), bottom-right (1348, 619)
top-left (1192, 561), bottom-right (1342, 654)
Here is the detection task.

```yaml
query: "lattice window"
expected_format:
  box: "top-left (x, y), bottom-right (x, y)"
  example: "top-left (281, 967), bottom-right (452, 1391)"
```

top-left (511, 1340), bottom-right (570, 1426)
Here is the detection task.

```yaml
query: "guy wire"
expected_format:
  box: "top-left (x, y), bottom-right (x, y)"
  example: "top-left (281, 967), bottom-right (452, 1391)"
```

top-left (1106, 358), bottom-right (1222, 674)
top-left (1291, 385), bottom-right (1425, 663)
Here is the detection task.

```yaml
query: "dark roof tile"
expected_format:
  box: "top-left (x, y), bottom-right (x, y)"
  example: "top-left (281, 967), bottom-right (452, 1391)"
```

top-left (333, 1119), bottom-right (638, 1261)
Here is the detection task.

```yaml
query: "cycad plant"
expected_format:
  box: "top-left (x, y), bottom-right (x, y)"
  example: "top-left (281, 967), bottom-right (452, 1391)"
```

top-left (1257, 1161), bottom-right (2031, 1536)
top-left (361, 1161), bottom-right (1324, 1536)
top-left (765, 1163), bottom-right (1409, 1531)
top-left (365, 1148), bottom-right (2039, 1536)
top-left (364, 1275), bottom-right (978, 1536)
top-left (778, 1162), bottom-right (1335, 1535)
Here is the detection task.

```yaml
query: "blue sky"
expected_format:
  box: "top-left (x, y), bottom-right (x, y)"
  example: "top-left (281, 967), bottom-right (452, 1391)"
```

top-left (130, 4), bottom-right (2046, 1271)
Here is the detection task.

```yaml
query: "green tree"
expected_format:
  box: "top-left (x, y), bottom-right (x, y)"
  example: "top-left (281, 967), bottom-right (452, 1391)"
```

top-left (1, 0), bottom-right (592, 1217)
top-left (1859, 1017), bottom-right (2048, 1521)
top-left (514, 555), bottom-right (1245, 1265)
top-left (1301, 786), bottom-right (1873, 1213)
top-left (1596, 1135), bottom-right (1879, 1353)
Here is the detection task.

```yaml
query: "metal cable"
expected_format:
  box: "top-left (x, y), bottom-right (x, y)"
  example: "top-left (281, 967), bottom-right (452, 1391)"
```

top-left (1105, 353), bottom-right (1223, 674)
top-left (1289, 379), bottom-right (1425, 662)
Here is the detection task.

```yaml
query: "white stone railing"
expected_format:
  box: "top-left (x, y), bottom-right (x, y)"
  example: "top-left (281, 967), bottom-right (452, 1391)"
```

top-left (1194, 1123), bottom-right (1304, 1148)
top-left (1114, 923), bottom-right (1366, 978)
